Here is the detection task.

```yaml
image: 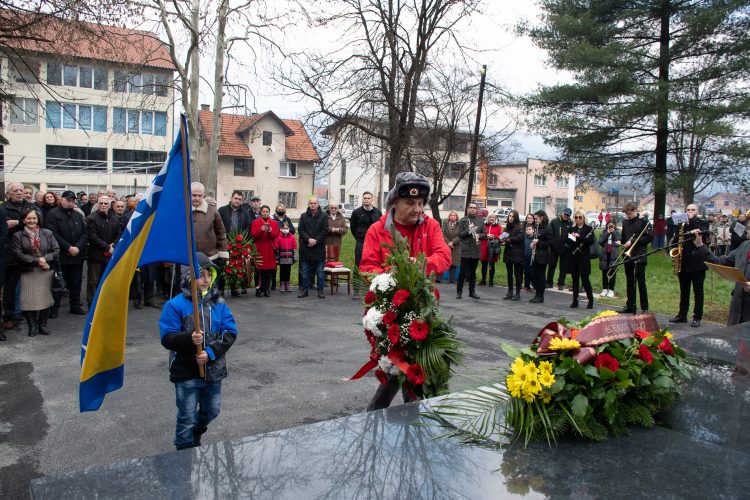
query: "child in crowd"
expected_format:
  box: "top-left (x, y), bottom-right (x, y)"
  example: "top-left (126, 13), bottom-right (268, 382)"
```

top-left (523, 224), bottom-right (536, 291)
top-left (159, 252), bottom-right (238, 450)
top-left (274, 222), bottom-right (298, 292)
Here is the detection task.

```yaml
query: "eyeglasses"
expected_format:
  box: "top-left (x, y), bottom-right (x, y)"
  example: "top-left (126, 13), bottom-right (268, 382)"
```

top-left (574, 216), bottom-right (584, 219)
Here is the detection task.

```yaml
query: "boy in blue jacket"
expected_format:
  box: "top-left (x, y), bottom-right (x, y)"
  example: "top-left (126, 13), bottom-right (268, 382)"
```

top-left (159, 252), bottom-right (238, 450)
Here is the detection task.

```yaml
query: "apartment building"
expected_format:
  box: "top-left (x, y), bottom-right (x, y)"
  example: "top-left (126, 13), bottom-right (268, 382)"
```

top-left (1, 13), bottom-right (175, 195)
top-left (196, 108), bottom-right (320, 217)
top-left (486, 159), bottom-right (575, 217)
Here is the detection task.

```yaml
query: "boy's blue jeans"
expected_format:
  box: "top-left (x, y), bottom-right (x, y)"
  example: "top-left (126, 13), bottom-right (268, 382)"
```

top-left (174, 378), bottom-right (221, 450)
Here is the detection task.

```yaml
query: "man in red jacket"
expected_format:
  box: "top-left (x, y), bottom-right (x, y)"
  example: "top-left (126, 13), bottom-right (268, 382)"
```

top-left (359, 172), bottom-right (451, 277)
top-left (360, 172), bottom-right (451, 411)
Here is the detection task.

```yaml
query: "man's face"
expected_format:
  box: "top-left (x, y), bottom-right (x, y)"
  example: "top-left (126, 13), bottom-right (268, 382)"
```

top-left (60, 197), bottom-right (75, 209)
top-left (230, 194), bottom-right (243, 209)
top-left (393, 197), bottom-right (424, 225)
top-left (89, 193), bottom-right (98, 204)
top-left (626, 209), bottom-right (637, 220)
top-left (98, 196), bottom-right (111, 214)
top-left (686, 205), bottom-right (698, 219)
top-left (251, 199), bottom-right (261, 210)
top-left (23, 188), bottom-right (33, 201)
top-left (308, 199), bottom-right (319, 211)
top-left (191, 188), bottom-right (204, 207)
top-left (721, 215), bottom-right (728, 223)
top-left (113, 201), bottom-right (126, 215)
top-left (561, 212), bottom-right (570, 221)
top-left (362, 194), bottom-right (373, 208)
top-left (8, 183), bottom-right (24, 203)
top-left (468, 204), bottom-right (478, 216)
top-left (80, 194), bottom-right (88, 204)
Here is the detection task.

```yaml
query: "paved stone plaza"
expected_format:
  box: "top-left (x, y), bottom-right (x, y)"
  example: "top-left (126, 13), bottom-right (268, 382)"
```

top-left (0, 283), bottom-right (703, 498)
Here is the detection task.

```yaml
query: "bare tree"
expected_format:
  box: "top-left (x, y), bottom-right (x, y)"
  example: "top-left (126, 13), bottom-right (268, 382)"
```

top-left (278, 0), bottom-right (480, 189)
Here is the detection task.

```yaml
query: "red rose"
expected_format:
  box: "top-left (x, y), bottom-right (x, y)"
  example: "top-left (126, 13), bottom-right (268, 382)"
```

top-left (364, 291), bottom-right (377, 305)
top-left (635, 329), bottom-right (651, 340)
top-left (235, 234), bottom-right (244, 242)
top-left (638, 344), bottom-right (653, 364)
top-left (406, 364), bottom-right (425, 385)
top-left (408, 319), bottom-right (429, 341)
top-left (227, 243), bottom-right (235, 250)
top-left (375, 369), bottom-right (388, 385)
top-left (434, 287), bottom-right (440, 304)
top-left (242, 249), bottom-right (249, 257)
top-left (226, 266), bottom-right (233, 273)
top-left (237, 272), bottom-right (245, 279)
top-left (594, 353), bottom-right (620, 374)
top-left (387, 323), bottom-right (400, 344)
top-left (392, 289), bottom-right (411, 307)
top-left (658, 337), bottom-right (673, 355)
top-left (383, 310), bottom-right (397, 326)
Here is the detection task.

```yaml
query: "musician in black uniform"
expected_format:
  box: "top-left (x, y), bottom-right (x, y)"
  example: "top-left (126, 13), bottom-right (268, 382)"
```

top-left (619, 202), bottom-right (653, 314)
top-left (529, 210), bottom-right (552, 303)
top-left (669, 204), bottom-right (710, 327)
top-left (563, 209), bottom-right (596, 309)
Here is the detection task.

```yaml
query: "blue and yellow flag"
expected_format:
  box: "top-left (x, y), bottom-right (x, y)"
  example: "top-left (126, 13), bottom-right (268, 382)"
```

top-left (80, 115), bottom-right (199, 412)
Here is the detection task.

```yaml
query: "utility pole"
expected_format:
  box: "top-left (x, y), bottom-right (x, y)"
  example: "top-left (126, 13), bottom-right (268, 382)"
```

top-left (465, 65), bottom-right (487, 215)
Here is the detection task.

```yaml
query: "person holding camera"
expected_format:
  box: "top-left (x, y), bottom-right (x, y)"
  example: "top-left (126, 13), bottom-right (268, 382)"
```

top-left (501, 210), bottom-right (525, 301)
top-left (598, 221), bottom-right (621, 298)
top-left (250, 205), bottom-right (280, 297)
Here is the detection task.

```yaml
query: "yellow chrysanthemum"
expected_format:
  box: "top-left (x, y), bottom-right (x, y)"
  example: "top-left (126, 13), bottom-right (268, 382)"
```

top-left (506, 375), bottom-right (522, 398)
top-left (548, 337), bottom-right (581, 351)
top-left (541, 392), bottom-right (552, 404)
top-left (592, 310), bottom-right (619, 320)
top-left (523, 391), bottom-right (536, 404)
top-left (538, 370), bottom-right (555, 388)
top-left (664, 332), bottom-right (673, 339)
top-left (523, 363), bottom-right (539, 379)
top-left (538, 360), bottom-right (554, 373)
top-left (523, 378), bottom-right (542, 395)
top-left (511, 357), bottom-right (525, 374)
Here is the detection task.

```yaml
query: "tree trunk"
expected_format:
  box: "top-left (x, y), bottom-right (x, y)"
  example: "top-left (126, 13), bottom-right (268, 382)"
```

top-left (653, 0), bottom-right (671, 220)
top-left (208, 0), bottom-right (229, 200)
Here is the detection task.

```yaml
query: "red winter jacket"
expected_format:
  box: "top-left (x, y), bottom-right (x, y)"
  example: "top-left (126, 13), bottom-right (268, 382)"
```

top-left (251, 217), bottom-right (280, 270)
top-left (359, 211), bottom-right (451, 277)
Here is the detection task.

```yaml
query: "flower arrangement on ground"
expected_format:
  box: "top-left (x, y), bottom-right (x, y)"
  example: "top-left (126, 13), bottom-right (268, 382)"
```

top-left (428, 310), bottom-right (690, 446)
top-left (224, 230), bottom-right (261, 289)
top-left (351, 234), bottom-right (462, 398)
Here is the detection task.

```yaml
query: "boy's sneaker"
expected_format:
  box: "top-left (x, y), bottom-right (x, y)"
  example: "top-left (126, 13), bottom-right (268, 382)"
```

top-left (607, 290), bottom-right (615, 298)
top-left (600, 289), bottom-right (608, 297)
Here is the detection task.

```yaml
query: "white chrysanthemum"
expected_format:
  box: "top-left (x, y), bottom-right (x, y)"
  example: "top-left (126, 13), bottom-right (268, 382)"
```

top-left (369, 273), bottom-right (396, 293)
top-left (378, 356), bottom-right (401, 375)
top-left (363, 307), bottom-right (385, 334)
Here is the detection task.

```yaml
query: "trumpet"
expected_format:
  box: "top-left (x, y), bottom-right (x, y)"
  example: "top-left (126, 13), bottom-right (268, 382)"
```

top-left (606, 220), bottom-right (649, 279)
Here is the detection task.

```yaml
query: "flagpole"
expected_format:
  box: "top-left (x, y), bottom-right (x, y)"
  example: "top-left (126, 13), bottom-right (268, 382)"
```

top-left (179, 115), bottom-right (205, 378)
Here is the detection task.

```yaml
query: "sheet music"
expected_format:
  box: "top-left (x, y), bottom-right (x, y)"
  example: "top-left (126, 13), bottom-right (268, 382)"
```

top-left (733, 222), bottom-right (746, 237)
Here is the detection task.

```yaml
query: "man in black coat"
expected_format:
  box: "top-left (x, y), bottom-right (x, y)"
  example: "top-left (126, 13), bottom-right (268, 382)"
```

top-left (45, 191), bottom-right (88, 317)
top-left (3, 182), bottom-right (43, 329)
top-left (349, 191), bottom-right (382, 299)
top-left (86, 196), bottom-right (122, 307)
top-left (218, 191), bottom-right (251, 296)
top-left (546, 208), bottom-right (573, 290)
top-left (297, 197), bottom-right (329, 298)
top-left (0, 207), bottom-right (8, 340)
top-left (669, 204), bottom-right (710, 327)
top-left (619, 201), bottom-right (653, 314)
top-left (456, 202), bottom-right (487, 299)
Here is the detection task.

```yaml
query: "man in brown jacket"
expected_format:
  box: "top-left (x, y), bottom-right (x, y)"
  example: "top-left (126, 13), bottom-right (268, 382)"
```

top-left (191, 183), bottom-right (229, 266)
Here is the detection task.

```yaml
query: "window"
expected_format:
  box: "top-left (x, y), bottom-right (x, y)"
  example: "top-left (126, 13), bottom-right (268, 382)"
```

top-left (63, 104), bottom-right (76, 129)
top-left (487, 199), bottom-right (498, 207)
top-left (129, 73), bottom-right (142, 94)
top-left (447, 163), bottom-right (465, 179)
top-left (141, 112), bottom-right (153, 135)
top-left (94, 68), bottom-right (107, 90)
top-left (45, 102), bottom-right (105, 131)
top-left (340, 159), bottom-right (347, 185)
top-left (11, 60), bottom-right (40, 83)
top-left (112, 108), bottom-right (166, 136)
top-left (78, 106), bottom-right (92, 130)
top-left (46, 102), bottom-right (61, 128)
top-left (556, 177), bottom-right (569, 188)
top-left (127, 109), bottom-right (139, 133)
top-left (531, 196), bottom-right (546, 213)
top-left (154, 112), bottom-right (167, 136)
top-left (486, 172), bottom-right (498, 187)
top-left (63, 65), bottom-right (78, 86)
top-left (349, 195), bottom-right (357, 206)
top-left (262, 131), bottom-right (272, 146)
top-left (534, 175), bottom-right (547, 187)
top-left (238, 190), bottom-right (254, 201)
top-left (279, 191), bottom-right (297, 209)
top-left (114, 71), bottom-right (128, 92)
top-left (113, 108), bottom-right (126, 133)
top-left (340, 189), bottom-right (346, 203)
top-left (79, 66), bottom-right (92, 88)
top-left (154, 74), bottom-right (169, 97)
top-left (47, 62), bottom-right (62, 85)
top-left (724, 200), bottom-right (730, 207)
top-left (10, 98), bottom-right (38, 125)
top-left (601, 196), bottom-right (606, 203)
top-left (234, 159), bottom-right (255, 177)
top-left (142, 73), bottom-right (154, 95)
top-left (280, 161), bottom-right (297, 177)
top-left (93, 107), bottom-right (107, 132)
top-left (46, 145), bottom-right (106, 170)
top-left (555, 198), bottom-right (567, 215)
top-left (444, 195), bottom-right (465, 210)
top-left (113, 149), bottom-right (166, 172)
top-left (500, 200), bottom-right (513, 207)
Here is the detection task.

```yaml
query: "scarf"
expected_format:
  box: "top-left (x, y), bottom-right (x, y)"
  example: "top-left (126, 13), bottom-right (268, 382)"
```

top-left (24, 226), bottom-right (42, 257)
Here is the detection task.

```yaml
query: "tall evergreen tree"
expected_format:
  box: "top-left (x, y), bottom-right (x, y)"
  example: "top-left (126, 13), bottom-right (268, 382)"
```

top-left (521, 0), bottom-right (750, 216)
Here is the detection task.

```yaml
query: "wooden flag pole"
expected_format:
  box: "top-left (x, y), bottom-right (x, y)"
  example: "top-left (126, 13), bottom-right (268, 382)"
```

top-left (179, 116), bottom-right (204, 377)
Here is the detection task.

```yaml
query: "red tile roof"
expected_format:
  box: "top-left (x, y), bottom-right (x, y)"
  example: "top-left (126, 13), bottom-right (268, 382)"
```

top-left (198, 110), bottom-right (320, 162)
top-left (0, 10), bottom-right (175, 70)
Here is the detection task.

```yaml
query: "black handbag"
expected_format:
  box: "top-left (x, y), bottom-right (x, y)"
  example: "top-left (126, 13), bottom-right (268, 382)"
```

top-left (51, 260), bottom-right (67, 294)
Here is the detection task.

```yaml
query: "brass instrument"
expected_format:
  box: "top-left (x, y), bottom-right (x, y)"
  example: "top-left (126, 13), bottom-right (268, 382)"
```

top-left (606, 219), bottom-right (649, 279)
top-left (670, 223), bottom-right (685, 275)
top-left (468, 222), bottom-right (480, 245)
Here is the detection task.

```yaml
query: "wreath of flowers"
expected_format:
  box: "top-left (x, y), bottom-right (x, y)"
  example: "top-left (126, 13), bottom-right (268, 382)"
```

top-left (224, 230), bottom-right (262, 289)
top-left (428, 310), bottom-right (691, 446)
top-left (351, 231), bottom-right (462, 399)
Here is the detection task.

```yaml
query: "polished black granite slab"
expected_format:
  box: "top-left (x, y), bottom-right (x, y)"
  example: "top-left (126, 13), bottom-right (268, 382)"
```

top-left (31, 324), bottom-right (750, 499)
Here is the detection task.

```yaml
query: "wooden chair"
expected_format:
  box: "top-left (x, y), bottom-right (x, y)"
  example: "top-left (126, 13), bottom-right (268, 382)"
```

top-left (323, 244), bottom-right (351, 295)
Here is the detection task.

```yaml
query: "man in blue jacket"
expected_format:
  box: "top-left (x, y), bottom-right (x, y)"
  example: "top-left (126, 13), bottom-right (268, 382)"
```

top-left (159, 252), bottom-right (238, 450)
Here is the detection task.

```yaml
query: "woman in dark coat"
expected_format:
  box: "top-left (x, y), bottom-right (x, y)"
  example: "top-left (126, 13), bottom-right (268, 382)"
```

top-left (694, 235), bottom-right (750, 325)
top-left (250, 205), bottom-right (280, 297)
top-left (598, 221), bottom-right (621, 298)
top-left (13, 208), bottom-right (60, 336)
top-left (441, 211), bottom-right (461, 283)
top-left (530, 210), bottom-right (552, 303)
top-left (564, 209), bottom-right (595, 309)
top-left (501, 210), bottom-right (525, 301)
top-left (479, 213), bottom-right (503, 287)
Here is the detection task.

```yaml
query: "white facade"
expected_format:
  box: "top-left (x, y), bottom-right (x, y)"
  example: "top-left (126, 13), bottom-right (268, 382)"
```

top-left (1, 50), bottom-right (174, 195)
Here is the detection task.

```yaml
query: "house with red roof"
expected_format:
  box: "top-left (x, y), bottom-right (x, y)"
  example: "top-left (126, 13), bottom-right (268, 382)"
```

top-left (197, 107), bottom-right (321, 217)
top-left (1, 9), bottom-right (175, 195)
